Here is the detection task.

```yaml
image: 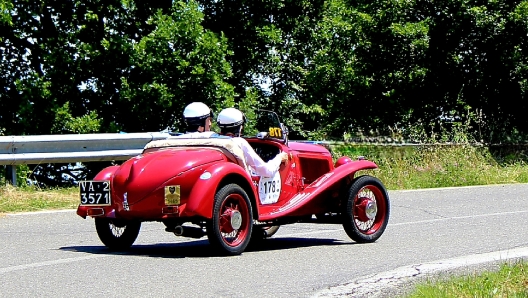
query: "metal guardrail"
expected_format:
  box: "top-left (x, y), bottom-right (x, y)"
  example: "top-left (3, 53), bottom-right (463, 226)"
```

top-left (0, 132), bottom-right (170, 185)
top-left (3, 132), bottom-right (519, 186)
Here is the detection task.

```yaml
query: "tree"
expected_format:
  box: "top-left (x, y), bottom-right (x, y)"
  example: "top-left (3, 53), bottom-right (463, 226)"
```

top-left (119, 0), bottom-right (234, 133)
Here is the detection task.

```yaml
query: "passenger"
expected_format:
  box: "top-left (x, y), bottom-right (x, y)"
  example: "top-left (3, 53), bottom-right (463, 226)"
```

top-left (173, 102), bottom-right (216, 138)
top-left (216, 108), bottom-right (288, 177)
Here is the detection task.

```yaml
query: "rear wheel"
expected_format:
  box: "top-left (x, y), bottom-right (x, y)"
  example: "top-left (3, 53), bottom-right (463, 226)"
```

top-left (342, 176), bottom-right (390, 243)
top-left (207, 184), bottom-right (253, 255)
top-left (94, 218), bottom-right (141, 250)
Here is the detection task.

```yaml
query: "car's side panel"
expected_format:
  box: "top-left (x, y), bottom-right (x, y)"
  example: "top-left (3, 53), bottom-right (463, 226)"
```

top-left (246, 139), bottom-right (302, 206)
top-left (258, 160), bottom-right (378, 220)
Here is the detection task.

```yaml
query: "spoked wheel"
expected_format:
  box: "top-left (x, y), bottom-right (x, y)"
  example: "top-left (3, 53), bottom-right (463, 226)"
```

top-left (207, 184), bottom-right (253, 255)
top-left (342, 175), bottom-right (390, 243)
top-left (94, 218), bottom-right (141, 250)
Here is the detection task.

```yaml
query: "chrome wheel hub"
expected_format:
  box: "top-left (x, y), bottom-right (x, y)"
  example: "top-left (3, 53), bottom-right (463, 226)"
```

top-left (230, 210), bottom-right (242, 230)
top-left (365, 200), bottom-right (377, 220)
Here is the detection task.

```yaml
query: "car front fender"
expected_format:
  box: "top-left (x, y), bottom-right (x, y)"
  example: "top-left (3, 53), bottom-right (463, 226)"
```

top-left (259, 159), bottom-right (379, 220)
top-left (183, 162), bottom-right (254, 219)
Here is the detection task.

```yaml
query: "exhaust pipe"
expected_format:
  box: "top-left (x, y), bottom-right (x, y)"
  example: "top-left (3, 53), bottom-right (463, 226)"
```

top-left (174, 225), bottom-right (184, 236)
top-left (172, 225), bottom-right (205, 239)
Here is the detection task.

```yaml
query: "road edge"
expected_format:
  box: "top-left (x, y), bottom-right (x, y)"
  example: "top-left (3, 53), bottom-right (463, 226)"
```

top-left (312, 246), bottom-right (528, 297)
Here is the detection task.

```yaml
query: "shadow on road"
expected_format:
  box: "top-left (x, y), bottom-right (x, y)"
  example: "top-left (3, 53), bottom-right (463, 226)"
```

top-left (60, 236), bottom-right (354, 258)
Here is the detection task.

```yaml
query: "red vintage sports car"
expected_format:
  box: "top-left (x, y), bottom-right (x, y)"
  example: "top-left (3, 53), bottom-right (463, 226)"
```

top-left (77, 111), bottom-right (390, 255)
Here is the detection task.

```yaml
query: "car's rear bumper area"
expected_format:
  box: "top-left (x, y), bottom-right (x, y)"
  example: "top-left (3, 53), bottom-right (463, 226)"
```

top-left (77, 205), bottom-right (116, 219)
top-left (76, 204), bottom-right (187, 220)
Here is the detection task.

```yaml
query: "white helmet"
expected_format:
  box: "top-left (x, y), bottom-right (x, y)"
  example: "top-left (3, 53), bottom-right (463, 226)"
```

top-left (217, 108), bottom-right (246, 128)
top-left (183, 102), bottom-right (213, 120)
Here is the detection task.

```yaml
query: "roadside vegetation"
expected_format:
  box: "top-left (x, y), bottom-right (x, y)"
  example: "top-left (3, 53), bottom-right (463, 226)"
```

top-left (0, 184), bottom-right (78, 214)
top-left (404, 261), bottom-right (528, 298)
top-left (331, 144), bottom-right (528, 190)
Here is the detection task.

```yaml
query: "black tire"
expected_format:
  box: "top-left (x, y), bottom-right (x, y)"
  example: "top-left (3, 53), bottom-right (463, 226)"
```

top-left (342, 175), bottom-right (390, 243)
top-left (206, 184), bottom-right (253, 255)
top-left (94, 218), bottom-right (141, 250)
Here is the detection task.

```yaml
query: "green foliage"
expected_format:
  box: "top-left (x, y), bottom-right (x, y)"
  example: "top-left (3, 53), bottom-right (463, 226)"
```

top-left (332, 144), bottom-right (528, 190)
top-left (406, 261), bottom-right (528, 298)
top-left (0, 164), bottom-right (31, 187)
top-left (0, 0), bottom-right (12, 26)
top-left (237, 88), bottom-right (261, 137)
top-left (2, 0), bottom-right (528, 142)
top-left (120, 0), bottom-right (234, 133)
top-left (52, 102), bottom-right (101, 134)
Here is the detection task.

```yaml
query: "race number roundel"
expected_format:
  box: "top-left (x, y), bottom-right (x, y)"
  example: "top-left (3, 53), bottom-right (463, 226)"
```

top-left (258, 172), bottom-right (281, 205)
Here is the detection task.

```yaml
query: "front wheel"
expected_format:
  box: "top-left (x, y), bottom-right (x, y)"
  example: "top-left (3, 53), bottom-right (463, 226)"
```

top-left (342, 175), bottom-right (390, 243)
top-left (207, 184), bottom-right (253, 255)
top-left (94, 218), bottom-right (141, 250)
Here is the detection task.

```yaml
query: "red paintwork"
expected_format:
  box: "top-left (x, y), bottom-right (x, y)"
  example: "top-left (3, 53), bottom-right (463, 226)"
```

top-left (258, 159), bottom-right (378, 221)
top-left (77, 136), bottom-right (380, 229)
top-left (183, 162), bottom-right (254, 219)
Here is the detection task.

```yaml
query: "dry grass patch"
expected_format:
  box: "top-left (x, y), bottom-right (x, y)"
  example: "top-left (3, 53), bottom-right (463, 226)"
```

top-left (0, 185), bottom-right (78, 214)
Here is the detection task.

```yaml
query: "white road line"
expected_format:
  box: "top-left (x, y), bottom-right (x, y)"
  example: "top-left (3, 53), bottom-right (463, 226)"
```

top-left (279, 210), bottom-right (528, 237)
top-left (313, 246), bottom-right (528, 297)
top-left (389, 183), bottom-right (528, 193)
top-left (391, 210), bottom-right (528, 226)
top-left (279, 229), bottom-right (343, 237)
top-left (7, 209), bottom-right (75, 216)
top-left (0, 255), bottom-right (108, 274)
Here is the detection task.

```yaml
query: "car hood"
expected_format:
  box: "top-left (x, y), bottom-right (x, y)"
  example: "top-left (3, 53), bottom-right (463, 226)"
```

top-left (112, 148), bottom-right (224, 204)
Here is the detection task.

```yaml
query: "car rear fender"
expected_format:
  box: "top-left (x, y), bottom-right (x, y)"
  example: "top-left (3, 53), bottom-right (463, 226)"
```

top-left (259, 159), bottom-right (378, 220)
top-left (93, 165), bottom-right (120, 181)
top-left (184, 162), bottom-right (256, 219)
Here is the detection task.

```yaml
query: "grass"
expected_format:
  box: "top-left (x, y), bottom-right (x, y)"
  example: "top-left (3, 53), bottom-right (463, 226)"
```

top-left (0, 184), bottom-right (78, 214)
top-left (404, 261), bottom-right (528, 298)
top-left (331, 144), bottom-right (528, 190)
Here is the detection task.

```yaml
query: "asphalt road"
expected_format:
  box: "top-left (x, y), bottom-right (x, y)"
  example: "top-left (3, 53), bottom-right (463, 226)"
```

top-left (1, 183), bottom-right (528, 297)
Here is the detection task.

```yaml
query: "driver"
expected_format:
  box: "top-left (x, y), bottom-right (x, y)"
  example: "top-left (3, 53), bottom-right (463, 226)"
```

top-left (173, 102), bottom-right (216, 138)
top-left (216, 108), bottom-right (288, 177)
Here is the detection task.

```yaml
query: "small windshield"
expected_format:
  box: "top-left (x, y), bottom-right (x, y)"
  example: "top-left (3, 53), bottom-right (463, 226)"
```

top-left (255, 110), bottom-right (285, 141)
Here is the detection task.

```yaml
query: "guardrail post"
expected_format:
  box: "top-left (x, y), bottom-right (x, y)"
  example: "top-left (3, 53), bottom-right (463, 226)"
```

top-left (6, 165), bottom-right (17, 186)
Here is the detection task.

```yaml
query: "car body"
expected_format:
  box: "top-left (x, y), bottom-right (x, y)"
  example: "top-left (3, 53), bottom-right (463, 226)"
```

top-left (77, 111), bottom-right (390, 255)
